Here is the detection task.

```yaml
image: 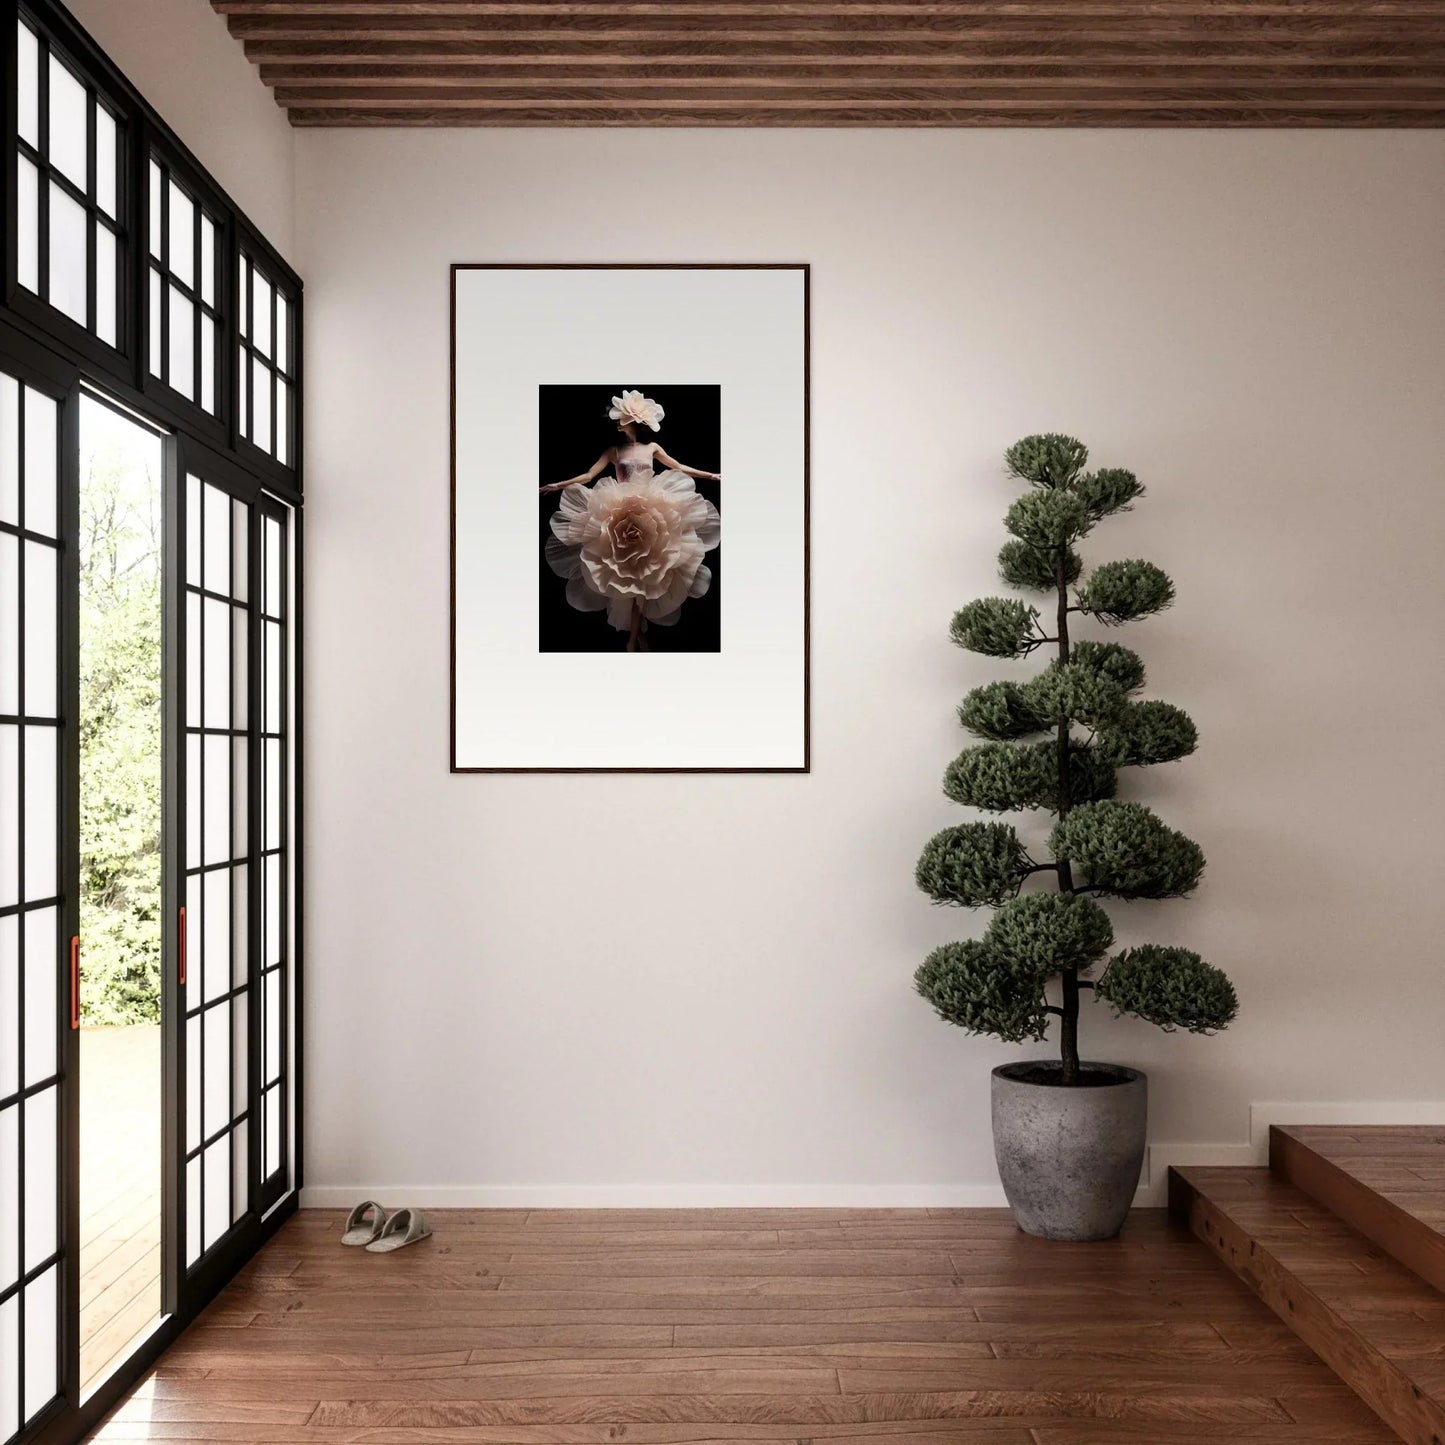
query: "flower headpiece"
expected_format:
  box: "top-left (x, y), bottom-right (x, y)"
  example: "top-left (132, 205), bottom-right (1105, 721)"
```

top-left (608, 389), bottom-right (664, 433)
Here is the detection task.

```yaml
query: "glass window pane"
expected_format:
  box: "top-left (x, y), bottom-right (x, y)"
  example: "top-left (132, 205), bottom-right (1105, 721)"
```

top-left (186, 474), bottom-right (202, 587)
top-left (48, 183), bottom-right (88, 328)
top-left (17, 23), bottom-right (39, 148)
top-left (277, 296), bottom-right (290, 374)
top-left (185, 1154), bottom-right (201, 1265)
top-left (238, 256), bottom-right (249, 339)
top-left (232, 500), bottom-right (249, 604)
top-left (0, 375), bottom-right (19, 526)
top-left (253, 271), bottom-right (273, 359)
top-left (24, 387), bottom-right (58, 541)
top-left (0, 535), bottom-right (17, 716)
top-left (0, 728), bottom-right (16, 909)
top-left (204, 1136), bottom-right (229, 1250)
top-left (185, 732), bottom-right (200, 872)
top-left (0, 922), bottom-right (15, 1098)
top-left (96, 106), bottom-right (118, 218)
top-left (200, 216), bottom-right (216, 307)
top-left (204, 596), bottom-right (230, 731)
top-left (168, 181), bottom-right (194, 289)
top-left (276, 382), bottom-right (290, 467)
top-left (23, 542), bottom-right (57, 719)
top-left (23, 1090), bottom-right (56, 1271)
top-left (237, 344), bottom-right (248, 438)
top-left (203, 733), bottom-right (229, 868)
top-left (95, 224), bottom-right (117, 348)
top-left (264, 970), bottom-right (281, 1086)
top-left (169, 288), bottom-right (195, 401)
top-left (185, 874), bottom-right (201, 1017)
top-left (264, 520), bottom-right (281, 618)
top-left (231, 1118), bottom-right (248, 1224)
top-left (185, 591), bottom-right (200, 730)
top-left (149, 270), bottom-right (163, 380)
top-left (47, 55), bottom-right (88, 191)
top-left (0, 1292), bottom-right (14, 1442)
top-left (264, 1085), bottom-right (280, 1178)
top-left (17, 161), bottom-right (39, 295)
top-left (252, 357), bottom-right (271, 455)
top-left (203, 1002), bottom-right (230, 1138)
top-left (203, 868), bottom-right (229, 1003)
top-left (231, 862), bottom-right (248, 987)
top-left (22, 1263), bottom-right (57, 1424)
top-left (23, 727), bottom-right (56, 902)
top-left (264, 853), bottom-right (280, 969)
top-left (264, 738), bottom-right (281, 852)
top-left (204, 483), bottom-right (230, 595)
top-left (185, 1014), bottom-right (200, 1155)
top-left (200, 313), bottom-right (216, 414)
top-left (23, 907), bottom-right (57, 1086)
top-left (232, 608), bottom-right (248, 729)
top-left (149, 160), bottom-right (163, 259)
top-left (264, 624), bottom-right (281, 736)
top-left (0, 1103), bottom-right (16, 1286)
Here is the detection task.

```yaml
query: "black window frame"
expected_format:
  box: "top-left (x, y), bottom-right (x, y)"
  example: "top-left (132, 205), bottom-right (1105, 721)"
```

top-left (0, 2), bottom-right (304, 1442)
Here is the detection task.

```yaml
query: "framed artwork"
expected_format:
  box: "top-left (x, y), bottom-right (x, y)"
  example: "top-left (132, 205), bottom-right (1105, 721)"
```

top-left (450, 263), bottom-right (809, 772)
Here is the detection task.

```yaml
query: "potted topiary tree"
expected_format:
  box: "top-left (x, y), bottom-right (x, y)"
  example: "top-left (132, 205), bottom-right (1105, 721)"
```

top-left (915, 434), bottom-right (1236, 1242)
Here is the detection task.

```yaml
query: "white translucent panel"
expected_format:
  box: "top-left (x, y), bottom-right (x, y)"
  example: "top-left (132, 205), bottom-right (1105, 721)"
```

top-left (149, 162), bottom-right (163, 257)
top-left (252, 357), bottom-right (272, 455)
top-left (0, 727), bottom-right (16, 908)
top-left (264, 622), bottom-right (282, 734)
top-left (185, 473), bottom-right (202, 587)
top-left (23, 1089), bottom-right (56, 1271)
top-left (264, 738), bottom-right (281, 852)
top-left (276, 382), bottom-right (290, 467)
top-left (232, 744), bottom-right (248, 859)
top-left (264, 853), bottom-right (280, 969)
top-left (23, 907), bottom-right (57, 1087)
top-left (48, 183), bottom-right (88, 328)
top-left (185, 873), bottom-right (201, 1018)
top-left (168, 181), bottom-right (194, 289)
top-left (17, 22), bottom-right (39, 147)
top-left (0, 1105), bottom-right (15, 1287)
top-left (232, 609), bottom-right (249, 731)
top-left (238, 257), bottom-right (249, 339)
top-left (200, 216), bottom-right (216, 307)
top-left (95, 224), bottom-right (117, 347)
top-left (23, 542), bottom-right (57, 718)
top-left (169, 288), bottom-right (195, 401)
top-left (264, 519), bottom-right (281, 618)
top-left (185, 1154), bottom-right (201, 1265)
top-left (200, 314), bottom-right (216, 414)
top-left (203, 733), bottom-right (229, 868)
top-left (23, 388), bottom-right (58, 541)
top-left (48, 183), bottom-right (88, 327)
top-left (204, 1136), bottom-right (229, 1250)
top-left (231, 864), bottom-right (248, 989)
top-left (264, 970), bottom-right (281, 1086)
top-left (232, 500), bottom-right (249, 604)
top-left (264, 1085), bottom-right (280, 1179)
top-left (237, 345), bottom-right (249, 438)
top-left (148, 270), bottom-right (162, 379)
top-left (17, 161), bottom-right (39, 295)
top-left (0, 375), bottom-right (18, 525)
top-left (47, 55), bottom-right (88, 190)
top-left (185, 1012), bottom-right (200, 1155)
top-left (0, 1293), bottom-right (16, 1443)
top-left (96, 105), bottom-right (118, 217)
top-left (22, 1263), bottom-right (57, 1423)
top-left (203, 867), bottom-right (230, 1002)
top-left (231, 1118), bottom-right (248, 1223)
top-left (204, 483), bottom-right (230, 596)
top-left (184, 733), bottom-right (200, 872)
top-left (204, 596), bottom-right (230, 731)
top-left (23, 727), bottom-right (57, 902)
top-left (185, 591), bottom-right (200, 731)
top-left (253, 270), bottom-right (273, 358)
top-left (0, 920), bottom-right (16, 1098)
top-left (277, 296), bottom-right (290, 374)
top-left (0, 534), bottom-right (17, 715)
top-left (204, 1001), bottom-right (230, 1139)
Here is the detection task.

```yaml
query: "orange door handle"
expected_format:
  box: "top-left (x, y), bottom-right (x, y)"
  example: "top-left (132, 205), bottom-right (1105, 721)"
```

top-left (179, 906), bottom-right (187, 987)
top-left (69, 937), bottom-right (80, 1030)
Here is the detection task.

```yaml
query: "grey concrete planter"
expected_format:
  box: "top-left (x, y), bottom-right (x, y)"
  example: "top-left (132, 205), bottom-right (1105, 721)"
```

top-left (991, 1061), bottom-right (1147, 1241)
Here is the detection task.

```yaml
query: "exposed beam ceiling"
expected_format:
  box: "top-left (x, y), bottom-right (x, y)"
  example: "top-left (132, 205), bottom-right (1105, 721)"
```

top-left (210, 1), bottom-right (1445, 127)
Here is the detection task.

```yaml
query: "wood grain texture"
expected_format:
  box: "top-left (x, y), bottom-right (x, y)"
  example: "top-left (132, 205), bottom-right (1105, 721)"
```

top-left (1171, 1163), bottom-right (1445, 1445)
top-left (88, 1206), bottom-right (1393, 1442)
top-left (205, 0), bottom-right (1445, 124)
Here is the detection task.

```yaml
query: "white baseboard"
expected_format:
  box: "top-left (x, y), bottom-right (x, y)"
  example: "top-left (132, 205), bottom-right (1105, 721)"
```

top-left (300, 1101), bottom-right (1445, 1212)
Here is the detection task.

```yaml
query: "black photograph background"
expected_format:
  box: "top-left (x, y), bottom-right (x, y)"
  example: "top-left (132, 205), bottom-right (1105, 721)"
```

top-left (538, 385), bottom-right (722, 653)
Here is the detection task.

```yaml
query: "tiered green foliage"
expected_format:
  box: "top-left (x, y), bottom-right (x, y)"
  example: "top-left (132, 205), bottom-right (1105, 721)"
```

top-left (915, 435), bottom-right (1236, 1083)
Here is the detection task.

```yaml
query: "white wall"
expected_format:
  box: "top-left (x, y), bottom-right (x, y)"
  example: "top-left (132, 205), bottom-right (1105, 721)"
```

top-left (63, 0), bottom-right (295, 261)
top-left (296, 129), bottom-right (1445, 1205)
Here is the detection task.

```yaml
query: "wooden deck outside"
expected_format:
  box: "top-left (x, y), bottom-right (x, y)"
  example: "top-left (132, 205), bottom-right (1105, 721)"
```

top-left (87, 1204), bottom-right (1392, 1442)
top-left (79, 1024), bottom-right (161, 1397)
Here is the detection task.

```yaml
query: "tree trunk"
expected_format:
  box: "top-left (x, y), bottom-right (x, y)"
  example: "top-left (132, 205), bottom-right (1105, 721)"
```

top-left (1055, 552), bottom-right (1080, 1086)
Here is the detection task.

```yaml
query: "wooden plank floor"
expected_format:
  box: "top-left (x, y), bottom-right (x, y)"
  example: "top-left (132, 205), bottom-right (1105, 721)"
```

top-left (79, 1024), bottom-right (162, 1396)
top-left (87, 1206), bottom-right (1397, 1443)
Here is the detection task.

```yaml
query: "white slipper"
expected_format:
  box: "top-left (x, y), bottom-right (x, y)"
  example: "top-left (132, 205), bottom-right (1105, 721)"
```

top-left (365, 1207), bottom-right (432, 1253)
top-left (340, 1200), bottom-right (387, 1246)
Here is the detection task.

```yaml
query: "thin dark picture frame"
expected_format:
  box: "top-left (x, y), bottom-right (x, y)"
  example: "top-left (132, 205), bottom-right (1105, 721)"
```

top-left (449, 261), bottom-right (811, 776)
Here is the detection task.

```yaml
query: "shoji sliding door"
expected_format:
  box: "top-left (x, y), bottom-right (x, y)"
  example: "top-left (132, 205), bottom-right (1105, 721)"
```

top-left (0, 359), bottom-right (76, 1443)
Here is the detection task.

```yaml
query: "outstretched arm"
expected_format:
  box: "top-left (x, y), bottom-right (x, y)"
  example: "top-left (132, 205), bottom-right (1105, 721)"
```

top-left (540, 449), bottom-right (613, 493)
top-left (654, 444), bottom-right (720, 483)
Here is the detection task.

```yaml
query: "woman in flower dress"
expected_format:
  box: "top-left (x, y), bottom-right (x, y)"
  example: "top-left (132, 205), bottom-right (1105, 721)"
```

top-left (540, 390), bottom-right (721, 652)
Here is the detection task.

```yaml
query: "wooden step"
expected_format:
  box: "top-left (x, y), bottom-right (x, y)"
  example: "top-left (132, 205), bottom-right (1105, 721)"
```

top-left (1272, 1125), bottom-right (1445, 1296)
top-left (1170, 1164), bottom-right (1445, 1445)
